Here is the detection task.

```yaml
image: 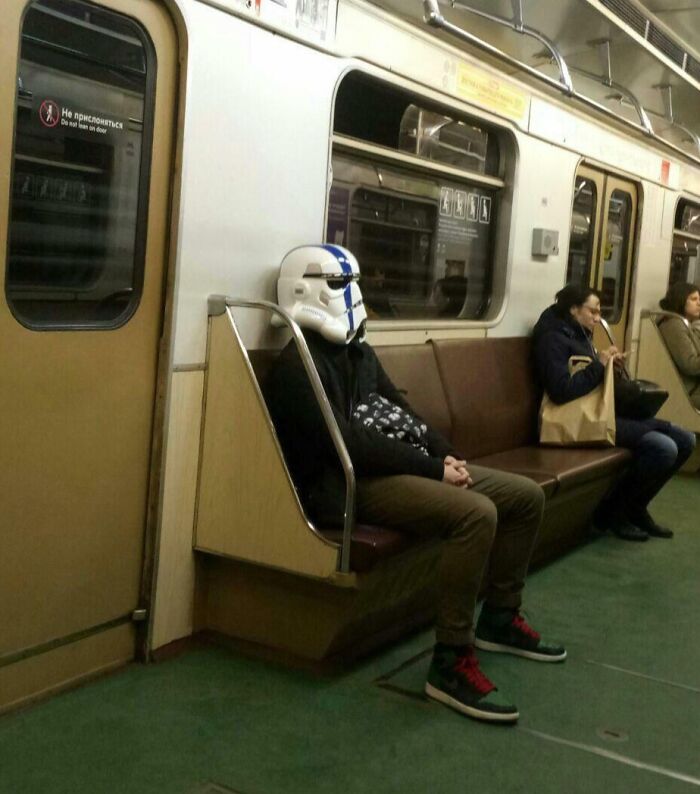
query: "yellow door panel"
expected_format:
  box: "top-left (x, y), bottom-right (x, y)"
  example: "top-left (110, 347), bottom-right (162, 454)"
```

top-left (0, 0), bottom-right (177, 703)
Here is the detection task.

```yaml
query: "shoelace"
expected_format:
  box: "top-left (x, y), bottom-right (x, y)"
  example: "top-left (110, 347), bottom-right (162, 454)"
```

top-left (454, 653), bottom-right (495, 695)
top-left (512, 614), bottom-right (540, 641)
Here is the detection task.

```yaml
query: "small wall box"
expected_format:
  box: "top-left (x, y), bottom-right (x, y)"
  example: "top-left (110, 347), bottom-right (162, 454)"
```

top-left (532, 228), bottom-right (559, 256)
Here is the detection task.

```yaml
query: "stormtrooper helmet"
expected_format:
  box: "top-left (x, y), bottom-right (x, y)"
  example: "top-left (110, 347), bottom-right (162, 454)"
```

top-left (277, 245), bottom-right (367, 344)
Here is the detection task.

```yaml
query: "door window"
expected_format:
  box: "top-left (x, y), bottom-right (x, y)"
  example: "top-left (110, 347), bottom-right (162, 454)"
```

top-left (5, 0), bottom-right (156, 329)
top-left (600, 190), bottom-right (632, 324)
top-left (567, 176), bottom-right (597, 287)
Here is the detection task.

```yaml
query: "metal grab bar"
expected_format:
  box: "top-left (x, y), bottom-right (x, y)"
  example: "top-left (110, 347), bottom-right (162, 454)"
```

top-left (208, 295), bottom-right (356, 574)
top-left (641, 308), bottom-right (692, 332)
top-left (423, 0), bottom-right (574, 94)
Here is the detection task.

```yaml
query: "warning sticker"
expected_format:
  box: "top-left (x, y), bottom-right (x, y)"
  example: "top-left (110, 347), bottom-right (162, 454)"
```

top-left (479, 196), bottom-right (492, 224)
top-left (440, 187), bottom-right (454, 217)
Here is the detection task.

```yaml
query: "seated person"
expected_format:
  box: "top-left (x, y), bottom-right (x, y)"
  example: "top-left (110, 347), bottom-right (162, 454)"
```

top-left (265, 244), bottom-right (565, 725)
top-left (658, 282), bottom-right (700, 409)
top-left (532, 284), bottom-right (695, 542)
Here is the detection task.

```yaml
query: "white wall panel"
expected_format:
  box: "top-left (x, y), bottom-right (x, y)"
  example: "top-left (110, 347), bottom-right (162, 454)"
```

top-left (490, 136), bottom-right (579, 338)
top-left (172, 2), bottom-right (343, 364)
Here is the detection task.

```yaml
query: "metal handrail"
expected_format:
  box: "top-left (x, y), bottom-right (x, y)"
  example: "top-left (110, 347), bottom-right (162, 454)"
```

top-left (423, 0), bottom-right (574, 96)
top-left (597, 315), bottom-right (617, 347)
top-left (448, 0), bottom-right (575, 94)
top-left (641, 308), bottom-right (692, 332)
top-left (208, 295), bottom-right (356, 574)
top-left (421, 0), bottom-right (700, 168)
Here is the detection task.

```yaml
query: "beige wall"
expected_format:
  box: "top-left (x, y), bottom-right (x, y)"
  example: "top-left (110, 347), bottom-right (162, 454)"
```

top-left (151, 369), bottom-right (204, 650)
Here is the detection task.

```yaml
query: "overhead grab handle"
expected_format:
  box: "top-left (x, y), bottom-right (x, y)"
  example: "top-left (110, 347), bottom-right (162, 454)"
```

top-left (579, 40), bottom-right (654, 135)
top-left (422, 0), bottom-right (574, 97)
top-left (656, 84), bottom-right (700, 156)
top-left (424, 0), bottom-right (574, 94)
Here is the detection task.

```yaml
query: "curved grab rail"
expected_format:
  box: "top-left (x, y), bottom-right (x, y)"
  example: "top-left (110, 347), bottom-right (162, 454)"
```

top-left (597, 316), bottom-right (617, 347)
top-left (423, 0), bottom-right (574, 94)
top-left (641, 308), bottom-right (692, 332)
top-left (208, 295), bottom-right (356, 574)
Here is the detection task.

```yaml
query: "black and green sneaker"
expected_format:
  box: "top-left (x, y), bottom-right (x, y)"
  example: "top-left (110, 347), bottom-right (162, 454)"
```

top-left (475, 609), bottom-right (567, 663)
top-left (424, 647), bottom-right (519, 723)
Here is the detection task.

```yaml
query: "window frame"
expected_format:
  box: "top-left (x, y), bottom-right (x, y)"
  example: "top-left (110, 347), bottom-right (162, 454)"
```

top-left (668, 196), bottom-right (700, 289)
top-left (4, 0), bottom-right (158, 332)
top-left (326, 68), bottom-right (516, 331)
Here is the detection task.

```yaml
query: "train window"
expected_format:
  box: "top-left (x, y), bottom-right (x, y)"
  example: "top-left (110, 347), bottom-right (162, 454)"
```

top-left (669, 199), bottom-right (700, 288)
top-left (600, 191), bottom-right (632, 324)
top-left (5, 0), bottom-right (155, 329)
top-left (334, 72), bottom-right (500, 178)
top-left (329, 72), bottom-right (504, 321)
top-left (567, 176), bottom-right (597, 287)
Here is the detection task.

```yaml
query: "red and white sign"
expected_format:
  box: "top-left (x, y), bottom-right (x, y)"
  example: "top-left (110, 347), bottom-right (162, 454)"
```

top-left (39, 99), bottom-right (60, 128)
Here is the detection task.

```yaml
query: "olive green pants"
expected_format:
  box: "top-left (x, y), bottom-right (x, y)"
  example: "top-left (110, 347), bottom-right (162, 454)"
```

top-left (356, 466), bottom-right (544, 646)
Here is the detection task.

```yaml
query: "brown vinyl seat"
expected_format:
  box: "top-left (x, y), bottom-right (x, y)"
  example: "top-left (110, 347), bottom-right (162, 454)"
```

top-left (251, 336), bottom-right (629, 573)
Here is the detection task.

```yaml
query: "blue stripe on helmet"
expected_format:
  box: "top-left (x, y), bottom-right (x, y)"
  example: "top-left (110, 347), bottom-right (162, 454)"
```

top-left (344, 284), bottom-right (354, 331)
top-left (322, 245), bottom-right (355, 332)
top-left (321, 244), bottom-right (353, 276)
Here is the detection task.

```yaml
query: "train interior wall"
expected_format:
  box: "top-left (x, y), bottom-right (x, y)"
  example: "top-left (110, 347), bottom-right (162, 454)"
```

top-left (149, 0), bottom-right (699, 653)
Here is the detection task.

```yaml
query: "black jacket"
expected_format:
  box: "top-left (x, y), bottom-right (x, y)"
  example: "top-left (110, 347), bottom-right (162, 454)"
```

top-left (532, 306), bottom-right (605, 403)
top-left (265, 331), bottom-right (455, 525)
top-left (532, 305), bottom-right (670, 447)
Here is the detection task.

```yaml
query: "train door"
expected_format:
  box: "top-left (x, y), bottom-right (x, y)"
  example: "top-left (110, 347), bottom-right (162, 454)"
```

top-left (0, 0), bottom-right (176, 710)
top-left (567, 165), bottom-right (638, 349)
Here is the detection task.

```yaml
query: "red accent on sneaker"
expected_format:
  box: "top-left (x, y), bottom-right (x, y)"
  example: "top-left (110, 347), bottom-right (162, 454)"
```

top-left (512, 614), bottom-right (541, 641)
top-left (454, 652), bottom-right (496, 695)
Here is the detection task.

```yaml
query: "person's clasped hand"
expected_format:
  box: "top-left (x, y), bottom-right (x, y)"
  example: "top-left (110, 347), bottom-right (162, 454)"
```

top-left (443, 455), bottom-right (474, 488)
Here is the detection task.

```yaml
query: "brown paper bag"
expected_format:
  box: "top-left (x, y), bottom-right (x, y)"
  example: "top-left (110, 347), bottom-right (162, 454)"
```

top-left (539, 357), bottom-right (616, 447)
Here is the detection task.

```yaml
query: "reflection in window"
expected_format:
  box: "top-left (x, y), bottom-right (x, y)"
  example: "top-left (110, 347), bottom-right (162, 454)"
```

top-left (6, 0), bottom-right (155, 328)
top-left (328, 155), bottom-right (495, 320)
top-left (567, 177), bottom-right (597, 287)
top-left (601, 190), bottom-right (632, 324)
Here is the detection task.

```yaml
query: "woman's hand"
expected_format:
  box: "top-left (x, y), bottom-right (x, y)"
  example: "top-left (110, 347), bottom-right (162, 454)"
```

top-left (598, 346), bottom-right (622, 366)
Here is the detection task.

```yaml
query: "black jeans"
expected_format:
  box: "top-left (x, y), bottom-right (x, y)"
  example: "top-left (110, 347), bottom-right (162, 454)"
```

top-left (612, 420), bottom-right (696, 516)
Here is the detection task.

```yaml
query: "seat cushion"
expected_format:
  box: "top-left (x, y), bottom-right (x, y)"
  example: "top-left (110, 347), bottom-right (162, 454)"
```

top-left (321, 524), bottom-right (414, 574)
top-left (473, 445), bottom-right (631, 492)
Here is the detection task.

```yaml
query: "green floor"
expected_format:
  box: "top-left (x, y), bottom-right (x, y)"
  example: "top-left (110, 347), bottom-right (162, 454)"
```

top-left (2, 475), bottom-right (699, 794)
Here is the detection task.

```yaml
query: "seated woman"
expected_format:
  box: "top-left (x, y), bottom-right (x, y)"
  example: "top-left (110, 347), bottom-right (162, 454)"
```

top-left (532, 284), bottom-right (695, 542)
top-left (658, 282), bottom-right (700, 409)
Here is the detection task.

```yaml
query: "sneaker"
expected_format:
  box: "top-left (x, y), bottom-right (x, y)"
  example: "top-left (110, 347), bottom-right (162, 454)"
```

top-left (475, 610), bottom-right (567, 662)
top-left (424, 647), bottom-right (519, 723)
top-left (628, 509), bottom-right (673, 539)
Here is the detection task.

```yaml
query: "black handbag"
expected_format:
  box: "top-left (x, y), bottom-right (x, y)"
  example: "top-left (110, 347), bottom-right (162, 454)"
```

top-left (614, 371), bottom-right (668, 420)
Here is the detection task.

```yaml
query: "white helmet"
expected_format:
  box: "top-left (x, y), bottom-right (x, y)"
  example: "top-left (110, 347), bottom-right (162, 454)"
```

top-left (277, 245), bottom-right (367, 344)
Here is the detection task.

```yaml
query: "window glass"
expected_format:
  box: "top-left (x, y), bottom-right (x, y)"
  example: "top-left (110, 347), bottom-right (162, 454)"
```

top-left (328, 154), bottom-right (496, 320)
top-left (6, 0), bottom-right (155, 328)
top-left (334, 72), bottom-right (500, 178)
top-left (677, 201), bottom-right (700, 236)
top-left (566, 176), bottom-right (597, 287)
top-left (399, 106), bottom-right (491, 174)
top-left (600, 190), bottom-right (632, 324)
top-left (669, 200), bottom-right (700, 288)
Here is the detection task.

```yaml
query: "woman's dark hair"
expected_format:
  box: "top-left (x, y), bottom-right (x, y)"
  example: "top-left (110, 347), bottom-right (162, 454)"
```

top-left (659, 282), bottom-right (700, 316)
top-left (552, 284), bottom-right (600, 318)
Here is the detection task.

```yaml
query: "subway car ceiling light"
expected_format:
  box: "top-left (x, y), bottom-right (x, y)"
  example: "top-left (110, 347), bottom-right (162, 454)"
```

top-left (365, 0), bottom-right (700, 161)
